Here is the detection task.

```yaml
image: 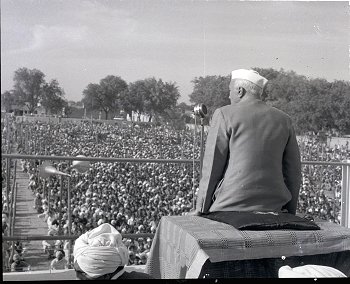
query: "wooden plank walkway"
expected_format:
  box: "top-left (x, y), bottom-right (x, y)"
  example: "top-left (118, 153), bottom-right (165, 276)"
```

top-left (11, 155), bottom-right (53, 271)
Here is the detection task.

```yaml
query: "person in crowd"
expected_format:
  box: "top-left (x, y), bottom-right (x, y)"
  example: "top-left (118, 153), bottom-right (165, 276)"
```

top-left (193, 69), bottom-right (301, 215)
top-left (50, 219), bottom-right (60, 232)
top-left (13, 241), bottom-right (25, 257)
top-left (33, 193), bottom-right (42, 213)
top-left (50, 250), bottom-right (68, 270)
top-left (42, 228), bottom-right (58, 259)
top-left (135, 252), bottom-right (148, 265)
top-left (54, 239), bottom-right (63, 254)
top-left (2, 215), bottom-right (9, 234)
top-left (73, 223), bottom-right (153, 279)
top-left (128, 251), bottom-right (136, 266)
top-left (11, 254), bottom-right (30, 272)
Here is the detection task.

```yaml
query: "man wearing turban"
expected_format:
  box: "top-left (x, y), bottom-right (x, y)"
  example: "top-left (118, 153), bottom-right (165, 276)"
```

top-left (192, 69), bottom-right (301, 215)
top-left (73, 223), bottom-right (153, 279)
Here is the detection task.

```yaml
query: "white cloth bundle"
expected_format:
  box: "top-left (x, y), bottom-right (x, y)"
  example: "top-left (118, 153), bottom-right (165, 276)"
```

top-left (73, 223), bottom-right (129, 279)
top-left (279, 265), bottom-right (346, 278)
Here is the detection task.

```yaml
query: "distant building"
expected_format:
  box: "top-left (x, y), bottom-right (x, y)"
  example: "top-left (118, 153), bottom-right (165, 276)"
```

top-left (3, 103), bottom-right (45, 116)
top-left (128, 111), bottom-right (153, 122)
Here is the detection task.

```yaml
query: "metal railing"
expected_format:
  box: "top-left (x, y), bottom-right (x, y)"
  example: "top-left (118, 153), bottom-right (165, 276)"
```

top-left (2, 154), bottom-right (350, 272)
top-left (2, 153), bottom-right (198, 271)
top-left (2, 153), bottom-right (350, 230)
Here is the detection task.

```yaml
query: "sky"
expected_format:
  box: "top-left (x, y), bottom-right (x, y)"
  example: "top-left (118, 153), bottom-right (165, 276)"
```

top-left (1, 0), bottom-right (349, 104)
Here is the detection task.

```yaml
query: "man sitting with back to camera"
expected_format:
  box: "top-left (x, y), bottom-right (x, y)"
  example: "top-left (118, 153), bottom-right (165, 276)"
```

top-left (190, 69), bottom-right (302, 217)
top-left (73, 223), bottom-right (153, 280)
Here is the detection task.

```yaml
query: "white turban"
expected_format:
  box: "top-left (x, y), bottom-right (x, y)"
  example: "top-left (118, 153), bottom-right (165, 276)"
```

top-left (279, 265), bottom-right (346, 278)
top-left (73, 223), bottom-right (129, 279)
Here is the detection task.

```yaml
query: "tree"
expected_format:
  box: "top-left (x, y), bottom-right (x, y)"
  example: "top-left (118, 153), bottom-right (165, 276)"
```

top-left (123, 78), bottom-right (180, 122)
top-left (82, 83), bottom-right (101, 117)
top-left (81, 76), bottom-right (128, 120)
top-left (122, 80), bottom-right (147, 121)
top-left (330, 80), bottom-right (350, 134)
top-left (1, 90), bottom-right (24, 112)
top-left (41, 79), bottom-right (66, 115)
top-left (13, 67), bottom-right (46, 113)
top-left (189, 75), bottom-right (230, 118)
top-left (144, 78), bottom-right (180, 122)
top-left (177, 102), bottom-right (192, 113)
top-left (99, 75), bottom-right (128, 119)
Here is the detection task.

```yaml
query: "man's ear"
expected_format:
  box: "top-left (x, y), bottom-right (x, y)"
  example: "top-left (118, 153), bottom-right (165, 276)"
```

top-left (238, 87), bottom-right (245, 98)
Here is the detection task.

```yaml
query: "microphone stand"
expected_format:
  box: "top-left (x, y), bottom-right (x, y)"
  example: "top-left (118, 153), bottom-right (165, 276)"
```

top-left (192, 115), bottom-right (197, 210)
top-left (199, 117), bottom-right (205, 180)
top-left (192, 103), bottom-right (208, 211)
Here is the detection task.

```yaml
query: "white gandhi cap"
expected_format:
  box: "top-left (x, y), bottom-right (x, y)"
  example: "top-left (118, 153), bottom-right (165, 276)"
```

top-left (231, 69), bottom-right (268, 89)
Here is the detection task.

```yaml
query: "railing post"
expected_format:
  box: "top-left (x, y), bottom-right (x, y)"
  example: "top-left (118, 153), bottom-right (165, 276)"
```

top-left (47, 176), bottom-right (50, 211)
top-left (67, 176), bottom-right (72, 268)
top-left (6, 158), bottom-right (10, 218)
top-left (341, 160), bottom-right (350, 228)
top-left (59, 175), bottom-right (63, 234)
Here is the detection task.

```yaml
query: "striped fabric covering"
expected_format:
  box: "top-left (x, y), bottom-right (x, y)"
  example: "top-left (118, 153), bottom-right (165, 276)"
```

top-left (145, 216), bottom-right (350, 279)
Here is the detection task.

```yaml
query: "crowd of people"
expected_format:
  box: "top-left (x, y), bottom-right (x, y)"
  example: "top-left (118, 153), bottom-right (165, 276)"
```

top-left (13, 119), bottom-right (200, 267)
top-left (2, 117), bottom-right (350, 270)
top-left (297, 136), bottom-right (349, 223)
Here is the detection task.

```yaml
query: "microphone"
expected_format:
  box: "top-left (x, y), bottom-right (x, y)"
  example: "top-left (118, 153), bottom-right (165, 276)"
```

top-left (193, 104), bottom-right (207, 119)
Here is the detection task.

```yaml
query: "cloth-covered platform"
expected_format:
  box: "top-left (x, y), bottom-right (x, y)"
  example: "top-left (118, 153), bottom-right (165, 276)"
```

top-left (144, 216), bottom-right (350, 278)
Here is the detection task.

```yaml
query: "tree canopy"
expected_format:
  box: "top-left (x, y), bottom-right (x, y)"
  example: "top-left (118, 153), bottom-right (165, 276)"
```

top-left (2, 66), bottom-right (349, 135)
top-left (1, 67), bottom-right (67, 115)
top-left (122, 77), bottom-right (180, 122)
top-left (13, 67), bottom-right (46, 113)
top-left (189, 75), bottom-right (230, 118)
top-left (188, 68), bottom-right (350, 135)
top-left (81, 75), bottom-right (128, 120)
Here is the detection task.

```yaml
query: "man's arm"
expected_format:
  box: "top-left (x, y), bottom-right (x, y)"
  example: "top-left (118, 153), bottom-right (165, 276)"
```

top-left (195, 108), bottom-right (229, 213)
top-left (282, 122), bottom-right (302, 215)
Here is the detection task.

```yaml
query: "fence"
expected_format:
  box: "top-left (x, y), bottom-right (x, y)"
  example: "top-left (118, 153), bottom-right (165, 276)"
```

top-left (2, 154), bottom-right (350, 272)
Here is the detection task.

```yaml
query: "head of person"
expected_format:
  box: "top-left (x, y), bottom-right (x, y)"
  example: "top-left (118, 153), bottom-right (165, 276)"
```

top-left (55, 250), bottom-right (64, 260)
top-left (73, 223), bottom-right (129, 280)
top-left (13, 253), bottom-right (21, 264)
top-left (51, 219), bottom-right (59, 229)
top-left (229, 69), bottom-right (268, 104)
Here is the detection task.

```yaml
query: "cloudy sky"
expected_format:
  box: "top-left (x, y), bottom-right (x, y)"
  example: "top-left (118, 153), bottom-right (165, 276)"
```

top-left (1, 0), bottom-right (349, 104)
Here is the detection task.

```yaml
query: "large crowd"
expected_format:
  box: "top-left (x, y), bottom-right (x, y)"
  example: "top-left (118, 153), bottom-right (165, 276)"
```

top-left (297, 136), bottom-right (349, 223)
top-left (2, 117), bottom-right (350, 270)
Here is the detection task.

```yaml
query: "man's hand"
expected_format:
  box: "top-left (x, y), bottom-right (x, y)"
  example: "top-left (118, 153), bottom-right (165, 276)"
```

top-left (186, 210), bottom-right (202, 216)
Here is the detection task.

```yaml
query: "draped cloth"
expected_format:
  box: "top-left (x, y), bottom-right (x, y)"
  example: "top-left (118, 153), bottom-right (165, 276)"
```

top-left (73, 223), bottom-right (129, 279)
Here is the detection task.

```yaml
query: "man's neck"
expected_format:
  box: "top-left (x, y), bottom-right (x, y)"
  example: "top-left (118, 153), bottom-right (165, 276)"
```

top-left (239, 94), bottom-right (261, 103)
